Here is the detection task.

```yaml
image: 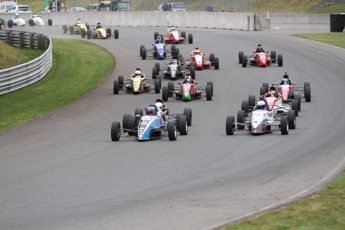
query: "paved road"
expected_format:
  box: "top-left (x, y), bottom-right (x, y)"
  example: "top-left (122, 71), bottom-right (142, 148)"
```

top-left (0, 24), bottom-right (344, 230)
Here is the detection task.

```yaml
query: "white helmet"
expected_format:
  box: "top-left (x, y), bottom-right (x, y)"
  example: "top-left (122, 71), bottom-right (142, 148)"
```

top-left (155, 102), bottom-right (163, 111)
top-left (135, 70), bottom-right (141, 76)
top-left (77, 19), bottom-right (82, 24)
top-left (14, 13), bottom-right (19, 16)
top-left (256, 101), bottom-right (266, 110)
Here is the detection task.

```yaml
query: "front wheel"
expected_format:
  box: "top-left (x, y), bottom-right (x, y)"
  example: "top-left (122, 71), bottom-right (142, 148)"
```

top-left (226, 116), bottom-right (235, 135)
top-left (111, 122), bottom-right (121, 141)
top-left (183, 108), bottom-right (192, 126)
top-left (113, 80), bottom-right (119, 94)
top-left (162, 86), bottom-right (169, 102)
top-left (206, 85), bottom-right (212, 101)
top-left (278, 54), bottom-right (283, 66)
top-left (168, 122), bottom-right (177, 141)
top-left (114, 29), bottom-right (119, 39)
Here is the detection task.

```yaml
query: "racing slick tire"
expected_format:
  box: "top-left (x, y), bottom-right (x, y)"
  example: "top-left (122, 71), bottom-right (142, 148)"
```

top-left (140, 45), bottom-right (144, 57)
top-left (181, 31), bottom-right (186, 39)
top-left (154, 32), bottom-right (159, 40)
top-left (237, 110), bottom-right (246, 130)
top-left (210, 53), bottom-right (215, 63)
top-left (260, 87), bottom-right (267, 96)
top-left (175, 47), bottom-right (180, 56)
top-left (171, 45), bottom-right (176, 54)
top-left (178, 115), bottom-right (188, 135)
top-left (304, 82), bottom-right (310, 89)
top-left (188, 34), bottom-right (193, 44)
top-left (152, 67), bottom-right (158, 79)
top-left (29, 19), bottom-right (35, 27)
top-left (114, 29), bottom-right (119, 39)
top-left (128, 115), bottom-right (138, 136)
top-left (155, 62), bottom-right (160, 71)
top-left (183, 108), bottom-right (192, 126)
top-left (263, 82), bottom-right (269, 89)
top-left (48, 19), bottom-right (53, 26)
top-left (305, 86), bottom-right (311, 102)
top-left (62, 25), bottom-right (68, 34)
top-left (162, 86), bottom-right (169, 102)
top-left (85, 23), bottom-right (90, 31)
top-left (154, 79), bottom-right (160, 93)
top-left (168, 122), bottom-right (177, 141)
top-left (207, 81), bottom-right (213, 96)
top-left (113, 80), bottom-right (120, 94)
top-left (87, 30), bottom-right (91, 39)
top-left (8, 19), bottom-right (13, 28)
top-left (287, 110), bottom-right (296, 129)
top-left (271, 50), bottom-right (277, 63)
top-left (292, 100), bottom-right (298, 117)
top-left (280, 115), bottom-right (289, 135)
top-left (118, 75), bottom-right (124, 89)
top-left (122, 114), bottom-right (131, 130)
top-left (226, 116), bottom-right (235, 135)
top-left (190, 66), bottom-right (196, 79)
top-left (177, 54), bottom-right (183, 61)
top-left (134, 108), bottom-right (143, 117)
top-left (206, 85), bottom-right (212, 101)
top-left (278, 54), bottom-right (283, 66)
top-left (81, 28), bottom-right (86, 38)
top-left (69, 26), bottom-right (74, 35)
top-left (242, 55), bottom-right (247, 67)
top-left (111, 122), bottom-right (121, 141)
top-left (294, 94), bottom-right (302, 111)
top-left (168, 82), bottom-right (174, 96)
top-left (248, 95), bottom-right (256, 107)
top-left (106, 28), bottom-right (111, 37)
top-left (190, 62), bottom-right (195, 68)
top-left (238, 51), bottom-right (244, 64)
top-left (142, 48), bottom-right (147, 60)
top-left (214, 57), bottom-right (219, 70)
top-left (241, 100), bottom-right (249, 113)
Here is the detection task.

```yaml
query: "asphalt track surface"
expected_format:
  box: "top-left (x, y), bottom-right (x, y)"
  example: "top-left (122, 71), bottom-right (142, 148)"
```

top-left (1, 24), bottom-right (345, 230)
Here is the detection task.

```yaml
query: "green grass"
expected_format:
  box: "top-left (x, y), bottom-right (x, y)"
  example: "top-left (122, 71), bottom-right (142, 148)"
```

top-left (22, 0), bottom-right (345, 13)
top-left (0, 41), bottom-right (43, 70)
top-left (0, 38), bottom-right (115, 132)
top-left (217, 33), bottom-right (345, 230)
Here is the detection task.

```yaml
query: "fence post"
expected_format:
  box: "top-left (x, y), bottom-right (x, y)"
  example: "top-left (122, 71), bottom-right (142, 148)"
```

top-left (29, 33), bottom-right (35, 49)
top-left (19, 32), bottom-right (25, 48)
top-left (6, 31), bottom-right (11, 45)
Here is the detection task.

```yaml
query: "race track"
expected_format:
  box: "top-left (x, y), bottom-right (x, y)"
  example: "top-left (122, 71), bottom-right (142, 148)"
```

top-left (0, 24), bottom-right (345, 230)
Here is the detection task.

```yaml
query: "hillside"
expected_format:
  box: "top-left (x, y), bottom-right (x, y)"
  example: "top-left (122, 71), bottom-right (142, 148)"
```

top-left (0, 41), bottom-right (27, 70)
top-left (17, 0), bottom-right (345, 13)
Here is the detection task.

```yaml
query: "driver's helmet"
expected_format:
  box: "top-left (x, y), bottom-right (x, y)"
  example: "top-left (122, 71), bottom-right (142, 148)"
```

top-left (170, 26), bottom-right (176, 31)
top-left (185, 76), bottom-right (192, 83)
top-left (77, 19), bottom-right (82, 24)
top-left (156, 36), bottom-right (162, 42)
top-left (268, 87), bottom-right (276, 97)
top-left (171, 59), bottom-right (178, 65)
top-left (256, 101), bottom-right (266, 110)
top-left (155, 102), bottom-right (163, 112)
top-left (96, 22), bottom-right (102, 28)
top-left (134, 70), bottom-right (142, 76)
top-left (145, 106), bottom-right (156, 115)
top-left (31, 14), bottom-right (38, 18)
top-left (282, 78), bottom-right (289, 85)
top-left (194, 47), bottom-right (201, 54)
top-left (257, 44), bottom-right (262, 49)
top-left (283, 72), bottom-right (289, 79)
top-left (14, 13), bottom-right (19, 17)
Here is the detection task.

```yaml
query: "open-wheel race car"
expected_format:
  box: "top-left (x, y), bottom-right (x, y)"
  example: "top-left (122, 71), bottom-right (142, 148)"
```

top-left (271, 81), bottom-right (311, 103)
top-left (182, 50), bottom-right (219, 70)
top-left (226, 100), bottom-right (296, 136)
top-left (140, 41), bottom-right (179, 60)
top-left (63, 21), bottom-right (89, 38)
top-left (152, 58), bottom-right (196, 80)
top-left (110, 106), bottom-right (192, 141)
top-left (87, 24), bottom-right (118, 39)
top-left (239, 49), bottom-right (283, 68)
top-left (154, 26), bottom-right (193, 44)
top-left (162, 78), bottom-right (213, 102)
top-left (113, 74), bottom-right (161, 95)
top-left (7, 14), bottom-right (25, 27)
top-left (28, 14), bottom-right (52, 26)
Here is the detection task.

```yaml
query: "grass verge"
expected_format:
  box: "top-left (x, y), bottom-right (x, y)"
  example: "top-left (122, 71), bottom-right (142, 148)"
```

top-left (0, 38), bottom-right (115, 132)
top-left (218, 33), bottom-right (345, 230)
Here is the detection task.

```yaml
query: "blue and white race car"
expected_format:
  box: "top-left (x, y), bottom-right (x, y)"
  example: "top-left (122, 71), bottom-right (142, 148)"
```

top-left (140, 36), bottom-right (180, 60)
top-left (111, 106), bottom-right (192, 141)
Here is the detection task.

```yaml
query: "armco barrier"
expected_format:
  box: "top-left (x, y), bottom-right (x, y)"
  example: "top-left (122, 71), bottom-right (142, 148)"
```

top-left (0, 12), bottom-right (256, 31)
top-left (0, 31), bottom-right (52, 95)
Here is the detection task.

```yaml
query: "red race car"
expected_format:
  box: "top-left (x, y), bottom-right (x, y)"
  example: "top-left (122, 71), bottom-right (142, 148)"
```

top-left (155, 26), bottom-right (193, 44)
top-left (239, 49), bottom-right (283, 68)
top-left (162, 76), bottom-right (213, 102)
top-left (182, 48), bottom-right (219, 70)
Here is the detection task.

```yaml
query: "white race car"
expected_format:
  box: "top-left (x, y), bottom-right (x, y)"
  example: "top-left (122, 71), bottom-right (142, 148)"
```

top-left (28, 14), bottom-right (52, 26)
top-left (8, 16), bottom-right (26, 28)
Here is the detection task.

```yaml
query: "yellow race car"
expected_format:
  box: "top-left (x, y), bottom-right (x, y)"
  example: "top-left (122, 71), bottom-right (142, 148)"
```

top-left (86, 24), bottom-right (119, 39)
top-left (113, 73), bottom-right (161, 95)
top-left (62, 21), bottom-right (89, 38)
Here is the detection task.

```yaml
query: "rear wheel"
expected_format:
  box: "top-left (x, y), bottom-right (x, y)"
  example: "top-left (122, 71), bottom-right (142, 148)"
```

top-left (62, 25), bottom-right (67, 34)
top-left (152, 67), bottom-right (158, 79)
top-left (241, 100), bottom-right (249, 113)
top-left (287, 110), bottom-right (296, 129)
top-left (181, 31), bottom-right (186, 39)
top-left (118, 75), bottom-right (124, 89)
top-left (69, 26), bottom-right (74, 35)
top-left (271, 50), bottom-right (277, 62)
top-left (206, 85), bottom-right (212, 101)
top-left (207, 81), bottom-right (213, 96)
top-left (248, 95), bottom-right (256, 107)
top-left (214, 57), bottom-right (219, 69)
top-left (154, 32), bottom-right (159, 39)
top-left (188, 34), bottom-right (193, 44)
top-left (294, 94), bottom-right (301, 111)
top-left (237, 110), bottom-right (246, 130)
top-left (140, 45), bottom-right (144, 57)
top-left (128, 115), bottom-right (138, 136)
top-left (154, 79), bottom-right (160, 93)
top-left (87, 30), bottom-right (91, 39)
top-left (226, 116), bottom-right (235, 135)
top-left (142, 48), bottom-right (146, 60)
top-left (305, 86), bottom-right (311, 102)
top-left (291, 100), bottom-right (298, 117)
top-left (168, 122), bottom-right (177, 141)
top-left (280, 115), bottom-right (289, 135)
top-left (122, 114), bottom-right (131, 130)
top-left (29, 19), bottom-right (35, 27)
top-left (210, 53), bottom-right (215, 63)
top-left (111, 122), bottom-right (121, 141)
top-left (178, 115), bottom-right (188, 135)
top-left (48, 19), bottom-right (53, 26)
top-left (168, 82), bottom-right (174, 95)
top-left (278, 54), bottom-right (283, 66)
top-left (134, 108), bottom-right (143, 117)
top-left (155, 62), bottom-right (160, 70)
top-left (238, 51), bottom-right (244, 64)
top-left (242, 55), bottom-right (247, 67)
top-left (190, 66), bottom-right (196, 79)
top-left (8, 19), bottom-right (13, 28)
top-left (171, 45), bottom-right (176, 54)
top-left (81, 28), bottom-right (86, 38)
top-left (260, 87), bottom-right (266, 96)
top-left (183, 108), bottom-right (192, 126)
top-left (114, 29), bottom-right (119, 39)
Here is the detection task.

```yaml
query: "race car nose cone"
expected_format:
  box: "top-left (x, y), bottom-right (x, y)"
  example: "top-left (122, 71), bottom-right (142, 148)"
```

top-left (182, 92), bottom-right (191, 101)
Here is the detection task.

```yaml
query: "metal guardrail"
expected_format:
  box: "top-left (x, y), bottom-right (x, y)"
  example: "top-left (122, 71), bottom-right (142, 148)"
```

top-left (0, 30), bottom-right (52, 95)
